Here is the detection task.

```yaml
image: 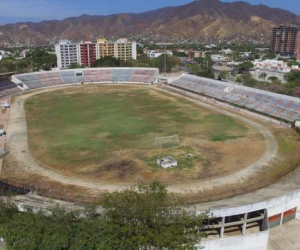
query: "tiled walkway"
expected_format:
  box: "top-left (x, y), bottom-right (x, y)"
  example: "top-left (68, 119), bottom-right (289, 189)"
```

top-left (268, 219), bottom-right (300, 250)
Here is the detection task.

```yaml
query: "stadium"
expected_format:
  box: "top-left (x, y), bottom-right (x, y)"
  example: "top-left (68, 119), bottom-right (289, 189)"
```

top-left (1, 67), bottom-right (300, 249)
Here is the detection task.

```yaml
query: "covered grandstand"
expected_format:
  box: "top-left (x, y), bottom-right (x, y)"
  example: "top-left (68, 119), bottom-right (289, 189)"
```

top-left (11, 67), bottom-right (159, 90)
top-left (169, 74), bottom-right (300, 124)
top-left (0, 80), bottom-right (23, 98)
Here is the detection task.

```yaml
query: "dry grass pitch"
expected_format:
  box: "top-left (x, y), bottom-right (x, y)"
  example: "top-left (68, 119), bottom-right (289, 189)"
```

top-left (24, 85), bottom-right (266, 184)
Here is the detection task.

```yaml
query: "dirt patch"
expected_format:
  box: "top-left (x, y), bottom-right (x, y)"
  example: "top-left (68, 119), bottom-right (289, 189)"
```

top-left (91, 159), bottom-right (139, 181)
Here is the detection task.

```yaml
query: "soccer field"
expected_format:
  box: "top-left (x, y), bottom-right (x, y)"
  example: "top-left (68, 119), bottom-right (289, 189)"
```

top-left (25, 85), bottom-right (261, 183)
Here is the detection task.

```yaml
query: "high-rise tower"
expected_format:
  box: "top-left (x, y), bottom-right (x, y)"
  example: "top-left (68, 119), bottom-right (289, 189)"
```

top-left (271, 25), bottom-right (300, 60)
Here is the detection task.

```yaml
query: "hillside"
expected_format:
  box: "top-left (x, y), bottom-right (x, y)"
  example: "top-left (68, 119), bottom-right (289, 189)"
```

top-left (0, 0), bottom-right (299, 46)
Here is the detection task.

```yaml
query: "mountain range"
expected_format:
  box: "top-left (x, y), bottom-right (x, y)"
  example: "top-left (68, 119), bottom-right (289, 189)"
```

top-left (0, 0), bottom-right (299, 47)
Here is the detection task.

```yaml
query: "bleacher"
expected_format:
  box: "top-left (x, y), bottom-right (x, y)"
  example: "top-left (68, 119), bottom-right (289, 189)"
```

top-left (15, 74), bottom-right (44, 89)
top-left (0, 80), bottom-right (22, 98)
top-left (82, 69), bottom-right (113, 82)
top-left (12, 68), bottom-right (159, 90)
top-left (37, 72), bottom-right (64, 86)
top-left (83, 69), bottom-right (101, 82)
top-left (111, 68), bottom-right (134, 82)
top-left (130, 69), bottom-right (158, 83)
top-left (76, 75), bottom-right (85, 83)
top-left (170, 74), bottom-right (300, 122)
top-left (59, 71), bottom-right (78, 84)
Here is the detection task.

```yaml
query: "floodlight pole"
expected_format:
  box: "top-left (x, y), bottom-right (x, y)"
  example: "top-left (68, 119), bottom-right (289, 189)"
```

top-left (164, 35), bottom-right (167, 77)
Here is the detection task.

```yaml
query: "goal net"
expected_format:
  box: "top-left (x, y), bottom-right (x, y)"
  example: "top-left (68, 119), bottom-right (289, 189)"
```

top-left (85, 86), bottom-right (99, 92)
top-left (155, 135), bottom-right (179, 148)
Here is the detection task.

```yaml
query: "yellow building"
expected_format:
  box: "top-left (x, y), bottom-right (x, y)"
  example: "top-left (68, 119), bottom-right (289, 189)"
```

top-left (96, 38), bottom-right (137, 61)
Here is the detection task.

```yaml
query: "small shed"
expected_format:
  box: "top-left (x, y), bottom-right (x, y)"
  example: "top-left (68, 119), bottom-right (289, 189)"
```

top-left (157, 156), bottom-right (177, 169)
top-left (1, 102), bottom-right (10, 108)
top-left (0, 129), bottom-right (6, 136)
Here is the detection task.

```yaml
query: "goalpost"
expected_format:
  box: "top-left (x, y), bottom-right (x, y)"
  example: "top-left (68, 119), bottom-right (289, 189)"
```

top-left (155, 135), bottom-right (179, 148)
top-left (84, 86), bottom-right (99, 92)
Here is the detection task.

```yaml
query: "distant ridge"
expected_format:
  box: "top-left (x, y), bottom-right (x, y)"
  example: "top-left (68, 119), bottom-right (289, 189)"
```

top-left (0, 0), bottom-right (299, 46)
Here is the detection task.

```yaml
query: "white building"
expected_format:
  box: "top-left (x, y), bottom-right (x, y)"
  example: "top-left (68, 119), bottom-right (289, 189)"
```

top-left (221, 49), bottom-right (232, 55)
top-left (205, 44), bottom-right (217, 49)
top-left (157, 156), bottom-right (177, 169)
top-left (0, 50), bottom-right (9, 60)
top-left (253, 59), bottom-right (291, 73)
top-left (20, 49), bottom-right (30, 58)
top-left (211, 54), bottom-right (228, 62)
top-left (55, 40), bottom-right (78, 69)
top-left (147, 50), bottom-right (173, 58)
top-left (251, 59), bottom-right (295, 83)
top-left (240, 51), bottom-right (252, 58)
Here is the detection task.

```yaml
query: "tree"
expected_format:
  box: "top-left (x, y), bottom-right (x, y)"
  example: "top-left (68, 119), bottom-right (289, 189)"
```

top-left (101, 181), bottom-right (208, 249)
top-left (293, 86), bottom-right (300, 97)
top-left (150, 55), bottom-right (181, 73)
top-left (0, 204), bottom-right (77, 250)
top-left (92, 56), bottom-right (121, 67)
top-left (242, 72), bottom-right (257, 87)
top-left (263, 53), bottom-right (276, 60)
top-left (268, 76), bottom-right (279, 84)
top-left (236, 76), bottom-right (243, 83)
top-left (68, 63), bottom-right (82, 69)
top-left (258, 72), bottom-right (267, 81)
top-left (0, 182), bottom-right (209, 250)
top-left (230, 70), bottom-right (236, 77)
top-left (120, 59), bottom-right (135, 67)
top-left (0, 59), bottom-right (16, 72)
top-left (25, 48), bottom-right (57, 71)
top-left (198, 70), bottom-right (215, 79)
top-left (14, 60), bottom-right (29, 73)
top-left (136, 44), bottom-right (144, 55)
top-left (172, 51), bottom-right (188, 57)
top-left (284, 70), bottom-right (300, 84)
top-left (254, 54), bottom-right (260, 60)
top-left (264, 84), bottom-right (287, 94)
top-left (238, 61), bottom-right (254, 71)
top-left (218, 71), bottom-right (228, 81)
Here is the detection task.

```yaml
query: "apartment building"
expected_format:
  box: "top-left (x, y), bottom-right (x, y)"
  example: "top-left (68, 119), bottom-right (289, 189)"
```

top-left (78, 41), bottom-right (96, 67)
top-left (96, 38), bottom-right (115, 58)
top-left (114, 38), bottom-right (137, 61)
top-left (55, 38), bottom-right (137, 69)
top-left (271, 25), bottom-right (300, 60)
top-left (55, 40), bottom-right (78, 69)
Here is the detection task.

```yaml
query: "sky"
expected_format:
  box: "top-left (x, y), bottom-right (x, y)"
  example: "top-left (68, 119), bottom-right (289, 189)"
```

top-left (0, 0), bottom-right (299, 24)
